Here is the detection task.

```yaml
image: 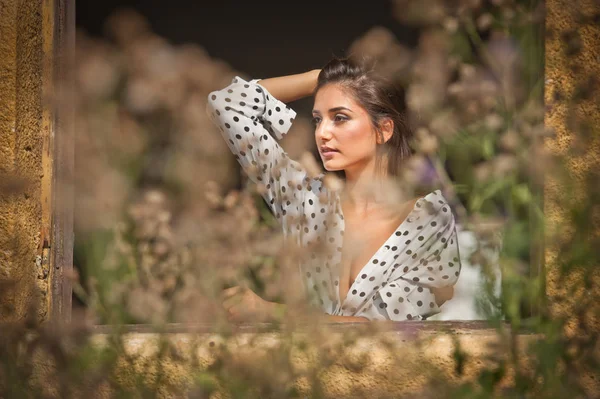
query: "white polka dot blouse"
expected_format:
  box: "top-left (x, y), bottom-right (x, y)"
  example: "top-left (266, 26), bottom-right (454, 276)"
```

top-left (207, 76), bottom-right (462, 321)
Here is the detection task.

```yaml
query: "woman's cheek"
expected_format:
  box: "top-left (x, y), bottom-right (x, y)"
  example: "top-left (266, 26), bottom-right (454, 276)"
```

top-left (343, 123), bottom-right (371, 154)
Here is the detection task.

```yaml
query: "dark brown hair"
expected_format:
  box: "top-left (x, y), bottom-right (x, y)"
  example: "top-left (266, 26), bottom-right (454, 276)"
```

top-left (314, 56), bottom-right (414, 178)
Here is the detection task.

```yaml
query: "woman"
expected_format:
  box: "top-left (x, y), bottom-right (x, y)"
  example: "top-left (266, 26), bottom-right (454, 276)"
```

top-left (207, 57), bottom-right (461, 322)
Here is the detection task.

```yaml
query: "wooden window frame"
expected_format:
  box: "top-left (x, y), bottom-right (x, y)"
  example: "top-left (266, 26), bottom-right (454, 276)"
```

top-left (48, 0), bottom-right (75, 323)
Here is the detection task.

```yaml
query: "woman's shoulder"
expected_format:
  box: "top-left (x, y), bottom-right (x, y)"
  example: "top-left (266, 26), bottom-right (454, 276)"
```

top-left (407, 189), bottom-right (455, 226)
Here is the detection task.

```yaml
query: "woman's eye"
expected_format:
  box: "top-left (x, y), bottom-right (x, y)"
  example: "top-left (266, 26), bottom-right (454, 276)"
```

top-left (312, 115), bottom-right (346, 125)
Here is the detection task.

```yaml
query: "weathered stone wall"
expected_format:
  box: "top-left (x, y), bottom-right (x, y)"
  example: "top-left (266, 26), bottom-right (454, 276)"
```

top-left (545, 0), bottom-right (600, 326)
top-left (0, 0), bottom-right (49, 321)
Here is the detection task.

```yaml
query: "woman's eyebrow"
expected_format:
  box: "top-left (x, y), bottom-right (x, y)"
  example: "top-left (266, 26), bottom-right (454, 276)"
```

top-left (312, 106), bottom-right (353, 114)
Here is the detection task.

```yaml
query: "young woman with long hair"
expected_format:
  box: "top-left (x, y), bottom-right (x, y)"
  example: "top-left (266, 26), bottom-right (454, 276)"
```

top-left (207, 57), bottom-right (461, 323)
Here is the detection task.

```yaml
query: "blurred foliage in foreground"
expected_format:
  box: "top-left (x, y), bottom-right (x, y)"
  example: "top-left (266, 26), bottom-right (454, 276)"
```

top-left (1, 0), bottom-right (599, 397)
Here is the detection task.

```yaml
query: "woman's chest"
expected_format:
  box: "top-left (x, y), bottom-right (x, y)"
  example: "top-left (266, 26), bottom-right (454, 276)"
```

top-left (337, 210), bottom-right (406, 302)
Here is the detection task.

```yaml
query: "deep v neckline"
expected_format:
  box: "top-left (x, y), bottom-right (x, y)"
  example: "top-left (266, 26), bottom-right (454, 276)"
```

top-left (336, 193), bottom-right (424, 307)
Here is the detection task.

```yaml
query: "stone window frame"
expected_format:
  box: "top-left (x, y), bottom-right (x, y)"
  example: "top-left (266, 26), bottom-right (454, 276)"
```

top-left (48, 0), bottom-right (546, 330)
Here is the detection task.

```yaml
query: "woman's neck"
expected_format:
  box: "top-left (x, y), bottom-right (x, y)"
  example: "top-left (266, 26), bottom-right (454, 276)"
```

top-left (342, 159), bottom-right (389, 213)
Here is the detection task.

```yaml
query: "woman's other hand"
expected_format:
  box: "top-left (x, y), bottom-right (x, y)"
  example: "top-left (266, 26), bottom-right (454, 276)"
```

top-left (221, 286), bottom-right (278, 323)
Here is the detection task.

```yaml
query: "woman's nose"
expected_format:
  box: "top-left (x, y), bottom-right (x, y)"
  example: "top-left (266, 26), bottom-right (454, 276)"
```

top-left (316, 123), bottom-right (332, 141)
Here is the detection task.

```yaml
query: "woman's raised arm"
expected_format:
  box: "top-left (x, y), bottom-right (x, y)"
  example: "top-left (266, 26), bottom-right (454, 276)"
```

top-left (206, 71), bottom-right (319, 234)
top-left (258, 69), bottom-right (320, 103)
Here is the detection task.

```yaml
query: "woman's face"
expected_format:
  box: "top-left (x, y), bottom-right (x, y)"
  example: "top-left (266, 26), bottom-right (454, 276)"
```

top-left (312, 84), bottom-right (378, 173)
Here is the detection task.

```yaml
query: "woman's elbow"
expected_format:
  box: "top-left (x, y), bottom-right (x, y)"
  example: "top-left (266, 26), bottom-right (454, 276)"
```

top-left (431, 286), bottom-right (454, 307)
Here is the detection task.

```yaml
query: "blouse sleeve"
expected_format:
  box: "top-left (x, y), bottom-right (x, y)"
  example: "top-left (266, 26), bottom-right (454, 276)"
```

top-left (369, 196), bottom-right (462, 321)
top-left (206, 76), bottom-right (309, 229)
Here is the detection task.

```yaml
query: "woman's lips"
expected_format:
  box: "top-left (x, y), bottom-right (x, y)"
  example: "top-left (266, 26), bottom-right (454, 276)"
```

top-left (321, 150), bottom-right (337, 159)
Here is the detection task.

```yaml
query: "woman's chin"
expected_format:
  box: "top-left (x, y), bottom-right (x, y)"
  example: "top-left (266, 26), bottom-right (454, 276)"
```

top-left (322, 162), bottom-right (342, 172)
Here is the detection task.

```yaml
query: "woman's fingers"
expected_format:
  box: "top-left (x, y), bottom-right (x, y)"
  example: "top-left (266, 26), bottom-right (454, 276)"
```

top-left (222, 286), bottom-right (243, 300)
top-left (222, 294), bottom-right (244, 311)
top-left (222, 286), bottom-right (247, 313)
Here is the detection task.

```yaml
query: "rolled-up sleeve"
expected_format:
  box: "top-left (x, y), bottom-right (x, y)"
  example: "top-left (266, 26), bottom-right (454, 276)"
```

top-left (206, 76), bottom-right (309, 227)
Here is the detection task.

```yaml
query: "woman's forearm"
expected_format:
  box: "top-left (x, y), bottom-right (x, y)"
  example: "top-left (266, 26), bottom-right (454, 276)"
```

top-left (258, 69), bottom-right (321, 104)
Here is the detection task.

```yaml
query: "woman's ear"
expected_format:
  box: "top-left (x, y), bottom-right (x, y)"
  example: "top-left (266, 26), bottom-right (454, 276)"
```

top-left (377, 118), bottom-right (394, 144)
